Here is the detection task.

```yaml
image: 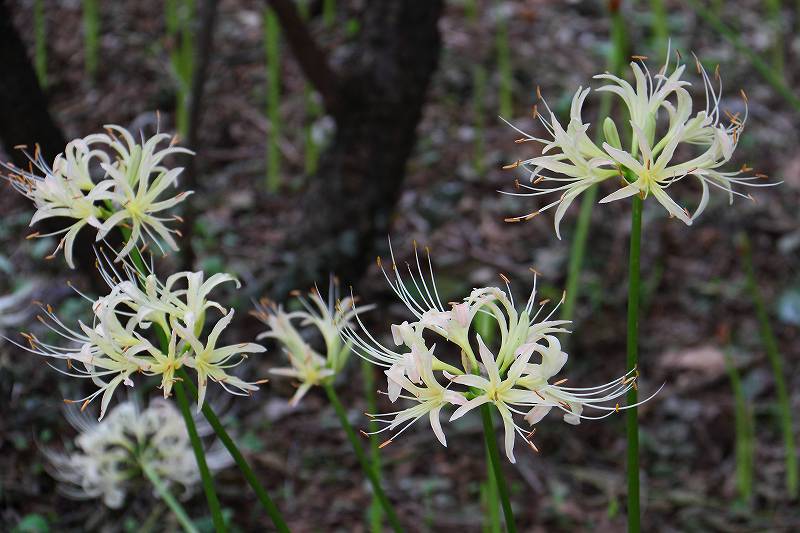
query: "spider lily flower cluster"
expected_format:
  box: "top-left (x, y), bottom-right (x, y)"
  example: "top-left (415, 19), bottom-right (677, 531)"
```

top-left (2, 125), bottom-right (192, 267)
top-left (44, 399), bottom-right (231, 508)
top-left (344, 244), bottom-right (657, 462)
top-left (502, 46), bottom-right (779, 238)
top-left (253, 280), bottom-right (373, 406)
top-left (11, 252), bottom-right (266, 419)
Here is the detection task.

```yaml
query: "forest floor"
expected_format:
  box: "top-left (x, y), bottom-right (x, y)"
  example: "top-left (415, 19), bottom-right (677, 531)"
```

top-left (2, 0), bottom-right (800, 531)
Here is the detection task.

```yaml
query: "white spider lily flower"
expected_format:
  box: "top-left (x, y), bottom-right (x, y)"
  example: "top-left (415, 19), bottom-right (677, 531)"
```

top-left (516, 334), bottom-right (643, 427)
top-left (44, 399), bottom-right (231, 509)
top-left (8, 252), bottom-right (264, 418)
top-left (375, 241), bottom-right (509, 359)
top-left (271, 347), bottom-right (335, 407)
top-left (254, 279), bottom-right (373, 405)
top-left (503, 45), bottom-right (779, 236)
top-left (4, 142), bottom-right (115, 268)
top-left (2, 125), bottom-right (192, 268)
top-left (14, 302), bottom-right (156, 419)
top-left (94, 250), bottom-right (239, 334)
top-left (501, 87), bottom-right (618, 238)
top-left (449, 336), bottom-right (540, 463)
top-left (94, 125), bottom-right (193, 260)
top-left (351, 242), bottom-right (659, 461)
top-left (174, 310), bottom-right (266, 411)
top-left (366, 345), bottom-right (467, 447)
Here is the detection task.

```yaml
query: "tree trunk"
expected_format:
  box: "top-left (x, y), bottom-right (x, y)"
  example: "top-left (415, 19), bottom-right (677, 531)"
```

top-left (274, 0), bottom-right (444, 295)
top-left (0, 1), bottom-right (107, 291)
top-left (0, 0), bottom-right (66, 165)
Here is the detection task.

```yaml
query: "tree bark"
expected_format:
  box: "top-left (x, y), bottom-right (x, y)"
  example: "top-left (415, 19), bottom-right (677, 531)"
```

top-left (0, 1), bottom-right (107, 291)
top-left (272, 0), bottom-right (444, 296)
top-left (0, 0), bottom-right (66, 165)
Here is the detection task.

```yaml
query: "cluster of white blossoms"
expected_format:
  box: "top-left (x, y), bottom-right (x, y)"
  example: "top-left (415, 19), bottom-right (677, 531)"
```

top-left (12, 251), bottom-right (266, 419)
top-left (502, 46), bottom-right (778, 238)
top-left (3, 125), bottom-right (192, 267)
top-left (344, 244), bottom-right (660, 463)
top-left (45, 399), bottom-right (231, 508)
top-left (253, 279), bottom-right (373, 406)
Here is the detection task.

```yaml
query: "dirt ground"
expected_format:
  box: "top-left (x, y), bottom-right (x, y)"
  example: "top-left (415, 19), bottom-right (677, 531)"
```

top-left (2, 0), bottom-right (799, 531)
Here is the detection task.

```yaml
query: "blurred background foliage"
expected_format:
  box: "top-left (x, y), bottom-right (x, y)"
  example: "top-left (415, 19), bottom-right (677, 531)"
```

top-left (1, 0), bottom-right (799, 531)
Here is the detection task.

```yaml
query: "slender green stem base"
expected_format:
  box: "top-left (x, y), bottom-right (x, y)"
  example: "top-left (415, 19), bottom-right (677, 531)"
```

top-left (626, 196), bottom-right (643, 532)
top-left (482, 445), bottom-right (502, 533)
top-left (174, 379), bottom-right (226, 532)
top-left (361, 358), bottom-right (385, 531)
top-left (740, 233), bottom-right (797, 498)
top-left (480, 404), bottom-right (516, 533)
top-left (723, 350), bottom-right (755, 503)
top-left (323, 383), bottom-right (404, 533)
top-left (176, 369), bottom-right (291, 532)
top-left (141, 461), bottom-right (200, 533)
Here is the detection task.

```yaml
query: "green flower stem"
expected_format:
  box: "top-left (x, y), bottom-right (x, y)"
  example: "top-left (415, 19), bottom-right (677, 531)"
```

top-left (140, 461), bottom-right (200, 533)
top-left (175, 369), bottom-right (290, 532)
top-left (361, 359), bottom-right (385, 531)
top-left (740, 232), bottom-right (797, 498)
top-left (323, 383), bottom-right (404, 533)
top-left (480, 404), bottom-right (516, 533)
top-left (34, 0), bottom-right (47, 88)
top-left (82, 0), bottom-right (100, 79)
top-left (561, 1), bottom-right (627, 323)
top-left (626, 195), bottom-right (643, 533)
top-left (482, 445), bottom-right (502, 533)
top-left (649, 0), bottom-right (669, 58)
top-left (723, 350), bottom-right (755, 503)
top-left (173, 378), bottom-right (226, 533)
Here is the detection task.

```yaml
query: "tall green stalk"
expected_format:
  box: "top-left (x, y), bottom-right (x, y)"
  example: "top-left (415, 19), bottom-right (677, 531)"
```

top-left (33, 0), bottom-right (47, 88)
top-left (723, 350), bottom-right (755, 503)
top-left (166, 0), bottom-right (195, 137)
top-left (474, 314), bottom-right (502, 532)
top-left (562, 2), bottom-right (628, 322)
top-left (739, 232), bottom-right (797, 498)
top-left (472, 66), bottom-right (487, 175)
top-left (495, 2), bottom-right (512, 117)
top-left (173, 379), bottom-right (226, 532)
top-left (626, 195), bottom-right (643, 532)
top-left (684, 0), bottom-right (800, 111)
top-left (82, 0), bottom-right (100, 79)
top-left (480, 404), bottom-right (515, 533)
top-left (649, 0), bottom-right (668, 58)
top-left (361, 359), bottom-right (385, 531)
top-left (323, 383), bottom-right (404, 533)
top-left (322, 0), bottom-right (336, 27)
top-left (176, 368), bottom-right (291, 532)
top-left (141, 461), bottom-right (201, 533)
top-left (264, 7), bottom-right (282, 191)
top-left (765, 0), bottom-right (784, 76)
